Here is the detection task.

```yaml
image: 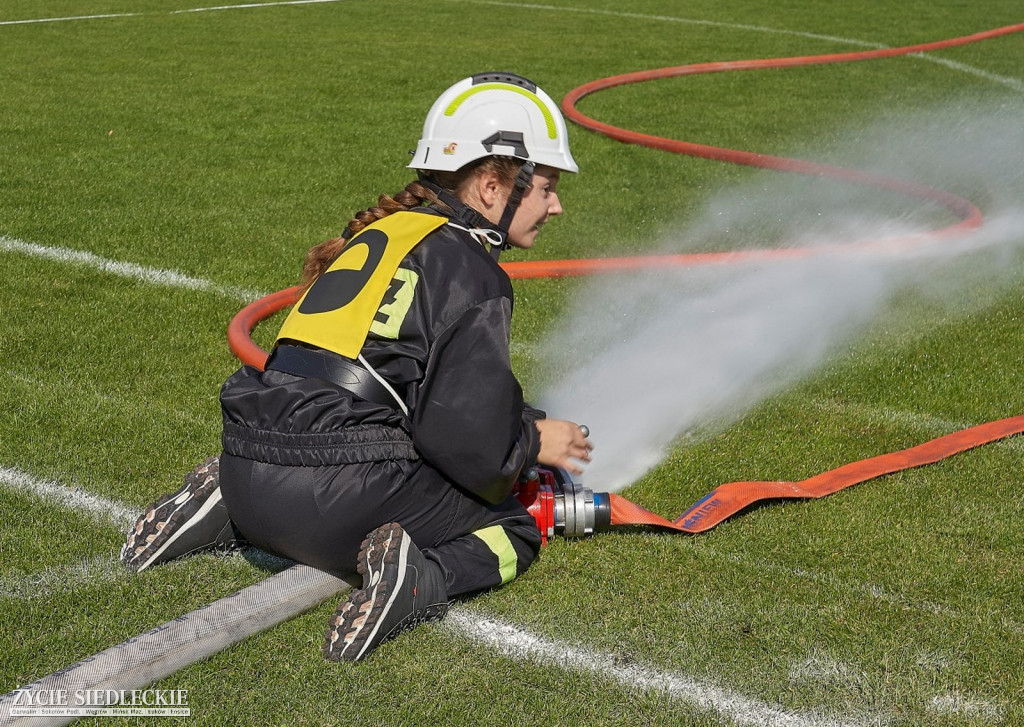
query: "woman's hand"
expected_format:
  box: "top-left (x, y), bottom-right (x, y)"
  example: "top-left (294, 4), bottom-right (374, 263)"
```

top-left (535, 419), bottom-right (593, 475)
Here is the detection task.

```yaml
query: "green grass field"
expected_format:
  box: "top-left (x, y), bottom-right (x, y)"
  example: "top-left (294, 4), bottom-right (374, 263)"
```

top-left (2, 1), bottom-right (1023, 725)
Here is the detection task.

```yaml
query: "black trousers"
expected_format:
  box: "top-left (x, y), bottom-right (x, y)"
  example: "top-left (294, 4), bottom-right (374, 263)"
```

top-left (219, 453), bottom-right (542, 597)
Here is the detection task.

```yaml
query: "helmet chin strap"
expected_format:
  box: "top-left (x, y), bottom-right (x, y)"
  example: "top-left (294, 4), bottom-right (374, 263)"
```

top-left (418, 176), bottom-right (493, 227)
top-left (495, 161), bottom-right (535, 252)
top-left (419, 160), bottom-right (535, 258)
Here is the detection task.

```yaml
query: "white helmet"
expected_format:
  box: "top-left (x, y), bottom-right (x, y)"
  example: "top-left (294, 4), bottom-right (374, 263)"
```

top-left (409, 72), bottom-right (578, 174)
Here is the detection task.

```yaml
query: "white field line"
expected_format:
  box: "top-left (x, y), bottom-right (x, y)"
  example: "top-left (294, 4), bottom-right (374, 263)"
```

top-left (3, 0), bottom-right (1021, 94)
top-left (787, 653), bottom-right (1004, 724)
top-left (0, 466), bottom-right (137, 527)
top-left (0, 236), bottom-right (264, 302)
top-left (810, 399), bottom-right (967, 434)
top-left (445, 1), bottom-right (1024, 93)
top-left (0, 554), bottom-right (128, 601)
top-left (171, 0), bottom-right (345, 13)
top-left (0, 13), bottom-right (141, 26)
top-left (810, 398), bottom-right (1024, 453)
top-left (0, 0), bottom-right (345, 26)
top-left (447, 609), bottom-right (883, 727)
top-left (445, 0), bottom-right (883, 47)
top-left (928, 693), bottom-right (1004, 721)
top-left (0, 550), bottom-right (294, 601)
top-left (909, 53), bottom-right (1024, 94)
top-left (713, 551), bottom-right (1024, 638)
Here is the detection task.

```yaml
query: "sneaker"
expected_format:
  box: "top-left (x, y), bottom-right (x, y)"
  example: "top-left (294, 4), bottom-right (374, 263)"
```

top-left (120, 456), bottom-right (242, 572)
top-left (323, 522), bottom-right (449, 662)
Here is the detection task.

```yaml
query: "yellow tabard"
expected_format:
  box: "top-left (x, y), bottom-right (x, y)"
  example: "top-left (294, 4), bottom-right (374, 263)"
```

top-left (275, 212), bottom-right (446, 358)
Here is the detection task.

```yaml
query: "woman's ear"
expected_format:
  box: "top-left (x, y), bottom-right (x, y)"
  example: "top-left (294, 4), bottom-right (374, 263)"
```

top-left (457, 167), bottom-right (511, 225)
top-left (474, 169), bottom-right (509, 218)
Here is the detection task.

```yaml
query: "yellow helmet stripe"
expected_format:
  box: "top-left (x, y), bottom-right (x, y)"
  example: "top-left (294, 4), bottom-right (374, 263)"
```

top-left (444, 83), bottom-right (557, 139)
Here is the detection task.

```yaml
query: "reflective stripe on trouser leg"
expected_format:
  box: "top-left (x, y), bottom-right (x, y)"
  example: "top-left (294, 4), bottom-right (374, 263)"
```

top-left (417, 502), bottom-right (542, 597)
top-left (470, 525), bottom-right (518, 585)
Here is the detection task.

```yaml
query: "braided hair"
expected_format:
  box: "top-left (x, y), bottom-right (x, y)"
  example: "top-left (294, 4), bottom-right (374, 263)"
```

top-left (299, 157), bottom-right (523, 286)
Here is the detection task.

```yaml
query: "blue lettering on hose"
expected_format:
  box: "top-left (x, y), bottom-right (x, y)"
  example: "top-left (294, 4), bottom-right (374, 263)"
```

top-left (680, 494), bottom-right (722, 529)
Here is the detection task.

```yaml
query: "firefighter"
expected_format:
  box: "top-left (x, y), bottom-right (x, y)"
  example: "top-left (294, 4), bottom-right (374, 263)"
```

top-left (121, 72), bottom-right (592, 662)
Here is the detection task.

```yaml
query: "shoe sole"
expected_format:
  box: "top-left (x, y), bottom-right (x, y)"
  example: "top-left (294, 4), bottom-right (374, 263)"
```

top-left (131, 487), bottom-right (225, 572)
top-left (122, 459), bottom-right (221, 572)
top-left (351, 525), bottom-right (410, 661)
top-left (324, 523), bottom-right (411, 662)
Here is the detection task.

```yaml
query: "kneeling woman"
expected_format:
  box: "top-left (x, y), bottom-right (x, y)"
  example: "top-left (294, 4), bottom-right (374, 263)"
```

top-left (123, 72), bottom-right (592, 662)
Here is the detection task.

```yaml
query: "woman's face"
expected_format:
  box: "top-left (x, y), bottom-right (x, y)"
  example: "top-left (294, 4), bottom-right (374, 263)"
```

top-left (506, 165), bottom-right (563, 249)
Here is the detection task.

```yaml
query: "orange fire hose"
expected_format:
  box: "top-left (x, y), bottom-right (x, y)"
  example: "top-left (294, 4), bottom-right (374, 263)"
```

top-left (610, 415), bottom-right (1024, 534)
top-left (227, 284), bottom-right (302, 371)
top-left (227, 24), bottom-right (1024, 534)
top-left (504, 23), bottom-right (1024, 279)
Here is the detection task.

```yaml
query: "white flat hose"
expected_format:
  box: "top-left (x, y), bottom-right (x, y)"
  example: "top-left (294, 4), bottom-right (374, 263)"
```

top-left (0, 564), bottom-right (351, 727)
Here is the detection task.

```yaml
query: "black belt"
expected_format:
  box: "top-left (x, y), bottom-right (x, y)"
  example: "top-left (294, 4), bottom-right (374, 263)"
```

top-left (265, 345), bottom-right (402, 410)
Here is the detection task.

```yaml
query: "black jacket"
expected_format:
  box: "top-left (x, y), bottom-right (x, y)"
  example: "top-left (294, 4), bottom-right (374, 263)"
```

top-left (220, 207), bottom-right (544, 504)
